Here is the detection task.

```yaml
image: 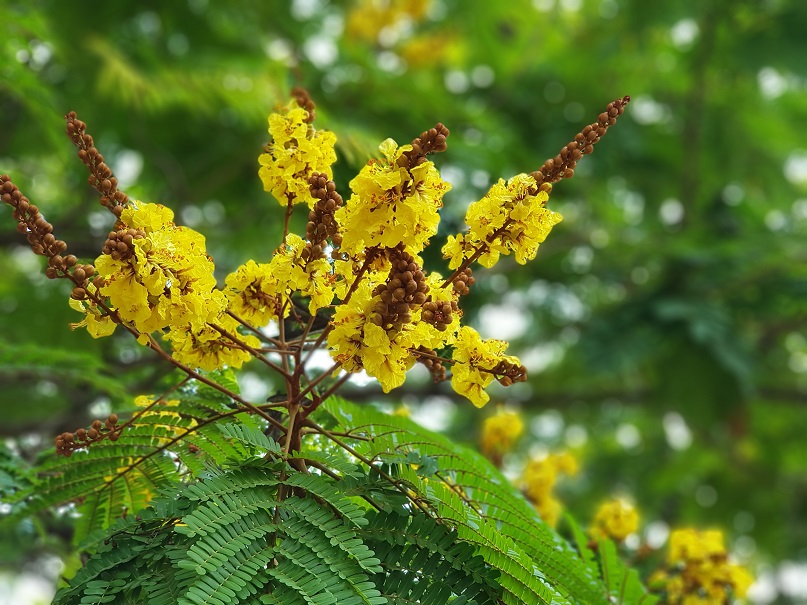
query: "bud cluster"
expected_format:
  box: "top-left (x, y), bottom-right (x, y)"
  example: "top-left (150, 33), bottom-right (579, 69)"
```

top-left (370, 245), bottom-right (429, 331)
top-left (65, 112), bottom-right (129, 217)
top-left (291, 86), bottom-right (316, 123)
top-left (1, 175), bottom-right (97, 290)
top-left (102, 227), bottom-right (146, 261)
top-left (55, 414), bottom-right (121, 457)
top-left (488, 358), bottom-right (527, 387)
top-left (304, 172), bottom-right (343, 262)
top-left (532, 95), bottom-right (630, 185)
top-left (421, 298), bottom-right (458, 332)
top-left (397, 122), bottom-right (450, 169)
top-left (451, 267), bottom-right (475, 296)
top-left (415, 346), bottom-right (447, 383)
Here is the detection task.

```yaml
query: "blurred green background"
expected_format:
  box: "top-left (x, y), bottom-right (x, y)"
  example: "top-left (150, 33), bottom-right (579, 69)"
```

top-left (1, 0), bottom-right (806, 602)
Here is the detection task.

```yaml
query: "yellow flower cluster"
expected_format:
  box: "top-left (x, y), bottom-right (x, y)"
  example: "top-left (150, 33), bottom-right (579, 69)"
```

top-left (68, 93), bottom-right (569, 407)
top-left (651, 528), bottom-right (754, 604)
top-left (258, 102), bottom-right (337, 207)
top-left (451, 327), bottom-right (522, 407)
top-left (336, 138), bottom-right (451, 258)
top-left (225, 234), bottom-right (335, 324)
top-left (346, 0), bottom-right (430, 43)
top-left (327, 272), bottom-right (457, 393)
top-left (480, 408), bottom-right (524, 461)
top-left (95, 203), bottom-right (218, 335)
top-left (589, 498), bottom-right (639, 542)
top-left (521, 452), bottom-right (578, 527)
top-left (73, 201), bottom-right (260, 371)
top-left (442, 174), bottom-right (562, 269)
top-left (69, 281), bottom-right (116, 338)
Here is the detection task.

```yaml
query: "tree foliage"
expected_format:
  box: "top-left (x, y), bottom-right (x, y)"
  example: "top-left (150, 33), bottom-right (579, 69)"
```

top-left (2, 0), bottom-right (806, 602)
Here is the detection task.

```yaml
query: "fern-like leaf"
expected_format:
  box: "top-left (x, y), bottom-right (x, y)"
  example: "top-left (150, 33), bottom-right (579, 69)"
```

top-left (598, 539), bottom-right (659, 605)
top-left (9, 372), bottom-right (260, 542)
top-left (317, 397), bottom-right (610, 605)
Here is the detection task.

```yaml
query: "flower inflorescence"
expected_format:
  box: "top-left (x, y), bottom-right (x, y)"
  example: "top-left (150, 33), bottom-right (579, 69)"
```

top-left (589, 498), bottom-right (640, 542)
top-left (3, 92), bottom-right (630, 455)
top-left (650, 528), bottom-right (754, 603)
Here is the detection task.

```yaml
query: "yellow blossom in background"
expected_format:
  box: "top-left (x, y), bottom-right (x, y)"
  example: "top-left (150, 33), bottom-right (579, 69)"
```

top-left (336, 138), bottom-right (451, 257)
top-left (258, 104), bottom-right (337, 207)
top-left (442, 174), bottom-right (562, 269)
top-left (668, 528), bottom-right (725, 562)
top-left (650, 528), bottom-right (754, 604)
top-left (521, 452), bottom-right (578, 527)
top-left (392, 405), bottom-right (411, 418)
top-left (589, 499), bottom-right (639, 542)
top-left (480, 408), bottom-right (524, 463)
top-left (346, 0), bottom-right (430, 44)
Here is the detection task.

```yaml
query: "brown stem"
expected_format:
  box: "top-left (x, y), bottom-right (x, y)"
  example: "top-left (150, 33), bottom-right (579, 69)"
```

top-left (114, 377), bottom-right (191, 435)
top-left (304, 418), bottom-right (434, 516)
top-left (210, 323), bottom-right (288, 376)
top-left (301, 370), bottom-right (351, 419)
top-left (225, 310), bottom-right (276, 345)
top-left (440, 219), bottom-right (515, 288)
top-left (142, 334), bottom-right (286, 432)
top-left (282, 195), bottom-right (294, 242)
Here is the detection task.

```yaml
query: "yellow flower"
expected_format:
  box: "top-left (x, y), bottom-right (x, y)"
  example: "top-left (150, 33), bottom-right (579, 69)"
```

top-left (258, 104), bottom-right (337, 207)
top-left (224, 259), bottom-right (280, 327)
top-left (327, 280), bottom-right (375, 373)
top-left (362, 323), bottom-right (412, 392)
top-left (271, 234), bottom-right (335, 314)
top-left (589, 499), bottom-right (639, 542)
top-left (165, 307), bottom-right (259, 371)
top-left (521, 452), bottom-right (578, 527)
top-left (95, 202), bottom-right (221, 336)
top-left (69, 283), bottom-right (117, 338)
top-left (226, 235), bottom-right (336, 328)
top-left (668, 528), bottom-right (725, 563)
top-left (336, 138), bottom-right (451, 257)
top-left (392, 405), bottom-right (411, 418)
top-left (346, 0), bottom-right (430, 43)
top-left (729, 565), bottom-right (754, 598)
top-left (450, 326), bottom-right (522, 407)
top-left (442, 174), bottom-right (562, 269)
top-left (653, 528), bottom-right (755, 604)
top-left (327, 280), bottom-right (418, 392)
top-left (481, 408), bottom-right (524, 462)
